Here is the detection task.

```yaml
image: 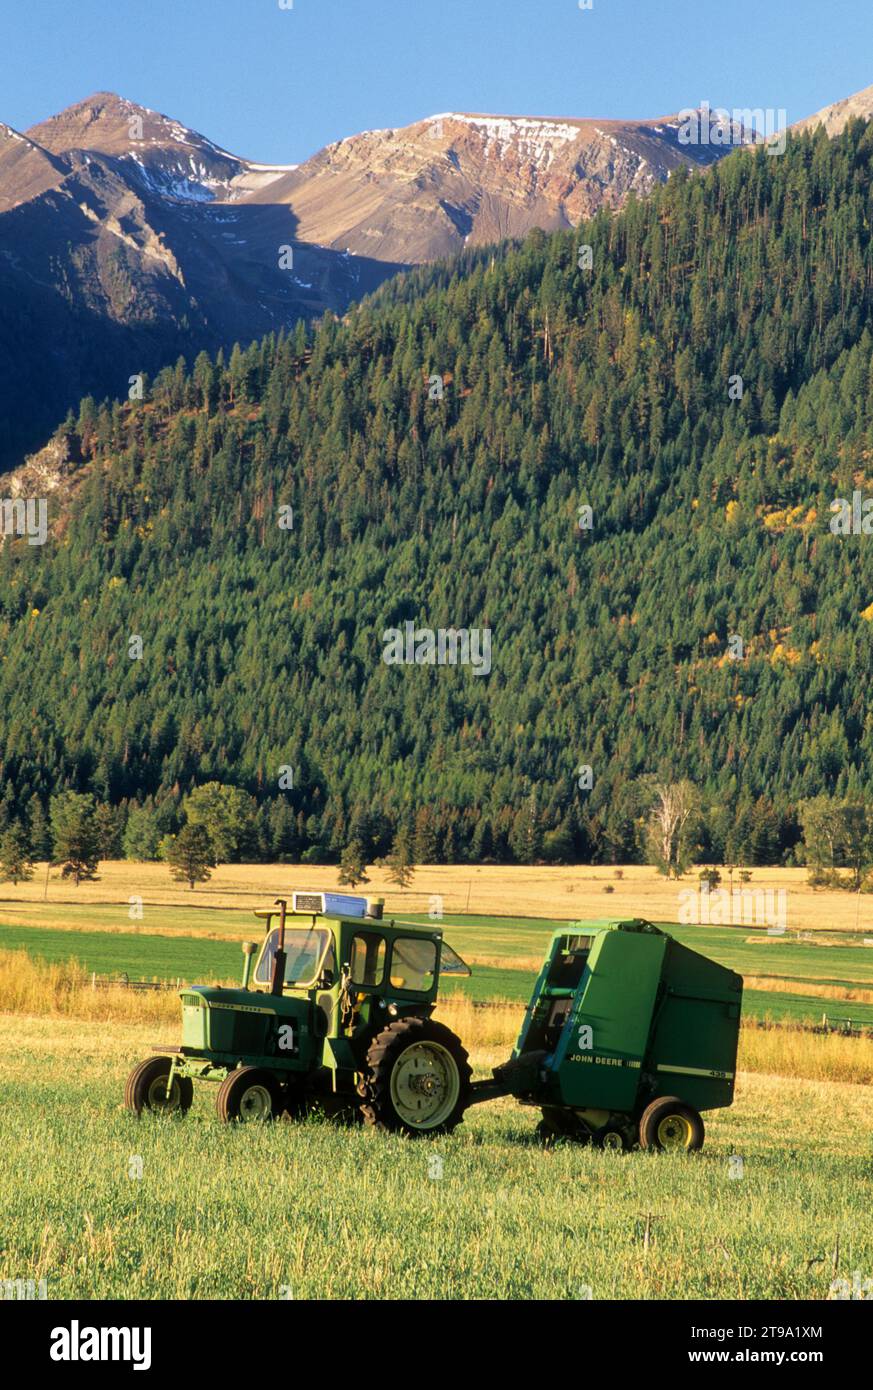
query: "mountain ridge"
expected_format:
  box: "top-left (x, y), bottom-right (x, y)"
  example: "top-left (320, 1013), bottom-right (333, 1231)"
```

top-left (792, 81), bottom-right (873, 136)
top-left (1, 83), bottom-right (870, 474)
top-left (0, 92), bottom-right (399, 471)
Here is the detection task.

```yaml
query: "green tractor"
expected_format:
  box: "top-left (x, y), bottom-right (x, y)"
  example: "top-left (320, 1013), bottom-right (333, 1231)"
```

top-left (124, 892), bottom-right (474, 1136)
top-left (125, 899), bottom-right (743, 1151)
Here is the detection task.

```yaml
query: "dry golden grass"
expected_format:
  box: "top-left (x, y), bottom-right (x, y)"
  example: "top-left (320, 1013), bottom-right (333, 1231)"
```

top-left (0, 949), bottom-right (188, 1025)
top-left (465, 954), bottom-right (543, 972)
top-left (434, 995), bottom-right (524, 1051)
top-left (745, 975), bottom-right (873, 1004)
top-left (4, 860), bottom-right (873, 934)
top-left (4, 949), bottom-right (871, 1086)
top-left (738, 1025), bottom-right (873, 1085)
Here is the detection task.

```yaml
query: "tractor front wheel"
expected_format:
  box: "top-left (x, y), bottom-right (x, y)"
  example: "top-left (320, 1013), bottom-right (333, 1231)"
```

top-left (216, 1067), bottom-right (280, 1123)
top-left (638, 1097), bottom-right (705, 1152)
top-left (125, 1056), bottom-right (193, 1117)
top-left (361, 1017), bottom-right (472, 1136)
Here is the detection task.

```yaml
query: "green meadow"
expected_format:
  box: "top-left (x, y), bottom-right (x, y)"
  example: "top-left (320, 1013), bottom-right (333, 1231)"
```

top-left (2, 907), bottom-right (872, 1025)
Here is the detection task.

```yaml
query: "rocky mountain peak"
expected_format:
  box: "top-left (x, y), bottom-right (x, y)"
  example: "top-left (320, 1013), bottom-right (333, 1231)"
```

top-left (792, 81), bottom-right (873, 137)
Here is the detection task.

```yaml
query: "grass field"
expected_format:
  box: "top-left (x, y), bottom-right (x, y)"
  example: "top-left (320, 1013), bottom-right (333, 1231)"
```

top-left (2, 862), bottom-right (872, 1300)
top-left (6, 859), bottom-right (873, 933)
top-left (1, 1012), bottom-right (871, 1300)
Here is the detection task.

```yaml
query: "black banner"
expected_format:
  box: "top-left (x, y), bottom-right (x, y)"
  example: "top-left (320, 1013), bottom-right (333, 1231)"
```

top-left (5, 1296), bottom-right (867, 1376)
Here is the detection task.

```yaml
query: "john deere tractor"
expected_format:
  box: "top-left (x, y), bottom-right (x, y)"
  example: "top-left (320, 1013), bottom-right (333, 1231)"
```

top-left (125, 899), bottom-right (743, 1151)
top-left (124, 892), bottom-right (473, 1136)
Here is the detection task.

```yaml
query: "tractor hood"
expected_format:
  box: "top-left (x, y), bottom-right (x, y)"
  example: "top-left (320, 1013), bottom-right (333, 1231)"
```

top-left (180, 985), bottom-right (306, 1057)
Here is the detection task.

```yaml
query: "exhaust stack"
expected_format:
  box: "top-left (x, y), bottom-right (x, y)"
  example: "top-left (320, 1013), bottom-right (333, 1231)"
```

top-left (270, 898), bottom-right (288, 995)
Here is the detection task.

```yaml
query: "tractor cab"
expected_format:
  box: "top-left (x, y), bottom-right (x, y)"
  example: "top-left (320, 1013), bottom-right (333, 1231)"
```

top-left (247, 892), bottom-right (452, 1016)
top-left (241, 892), bottom-right (471, 1067)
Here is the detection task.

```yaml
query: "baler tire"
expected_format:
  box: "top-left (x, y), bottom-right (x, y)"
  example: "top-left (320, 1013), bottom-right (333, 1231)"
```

top-left (638, 1097), bottom-right (705, 1152)
top-left (125, 1056), bottom-right (193, 1117)
top-left (361, 1017), bottom-right (472, 1137)
top-left (216, 1067), bottom-right (280, 1123)
top-left (594, 1125), bottom-right (630, 1152)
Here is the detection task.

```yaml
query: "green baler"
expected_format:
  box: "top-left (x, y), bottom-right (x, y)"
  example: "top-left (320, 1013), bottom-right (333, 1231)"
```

top-left (472, 918), bottom-right (743, 1150)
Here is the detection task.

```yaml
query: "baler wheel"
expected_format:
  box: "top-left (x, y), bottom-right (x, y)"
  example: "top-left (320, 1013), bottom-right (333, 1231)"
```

top-left (125, 1056), bottom-right (193, 1117)
top-left (216, 1067), bottom-right (280, 1123)
top-left (594, 1126), bottom-right (630, 1152)
top-left (361, 1017), bottom-right (472, 1136)
top-left (638, 1097), bottom-right (705, 1152)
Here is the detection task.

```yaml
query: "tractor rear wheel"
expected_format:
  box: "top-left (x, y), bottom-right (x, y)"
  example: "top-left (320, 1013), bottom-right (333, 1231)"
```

top-left (216, 1067), bottom-right (280, 1123)
top-left (125, 1056), bottom-right (193, 1117)
top-left (638, 1097), bottom-right (705, 1152)
top-left (361, 1017), bottom-right (471, 1136)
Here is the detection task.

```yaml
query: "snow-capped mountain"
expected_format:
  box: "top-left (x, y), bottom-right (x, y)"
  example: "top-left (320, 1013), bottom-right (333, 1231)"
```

top-left (0, 94), bottom-right (397, 470)
top-left (0, 86), bottom-right (851, 471)
top-left (20, 92), bottom-right (296, 204)
top-left (243, 109), bottom-right (747, 263)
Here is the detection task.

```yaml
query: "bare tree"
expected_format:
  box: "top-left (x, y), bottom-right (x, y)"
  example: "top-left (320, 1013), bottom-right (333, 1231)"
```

top-left (645, 780), bottom-right (699, 878)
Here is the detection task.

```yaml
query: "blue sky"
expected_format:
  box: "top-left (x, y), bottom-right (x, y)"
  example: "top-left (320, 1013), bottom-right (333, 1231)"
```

top-left (2, 0), bottom-right (872, 163)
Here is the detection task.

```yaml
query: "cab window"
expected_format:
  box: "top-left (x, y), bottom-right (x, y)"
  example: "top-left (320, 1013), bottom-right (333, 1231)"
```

top-left (390, 938), bottom-right (437, 992)
top-left (255, 927), bottom-right (330, 987)
top-left (349, 933), bottom-right (386, 986)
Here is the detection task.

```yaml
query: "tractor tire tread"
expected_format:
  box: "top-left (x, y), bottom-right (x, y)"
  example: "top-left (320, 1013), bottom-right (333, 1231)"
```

top-left (361, 1017), bottom-right (472, 1137)
top-left (216, 1066), bottom-right (279, 1123)
top-left (125, 1055), bottom-right (192, 1116)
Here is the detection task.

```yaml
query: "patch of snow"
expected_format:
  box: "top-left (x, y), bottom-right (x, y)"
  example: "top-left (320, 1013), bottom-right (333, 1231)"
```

top-left (117, 103), bottom-right (244, 164)
top-left (436, 114), bottom-right (582, 166)
top-left (246, 160), bottom-right (299, 172)
top-left (124, 155), bottom-right (225, 202)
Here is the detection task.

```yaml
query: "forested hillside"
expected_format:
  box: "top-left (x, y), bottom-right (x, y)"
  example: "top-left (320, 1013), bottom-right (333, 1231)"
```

top-left (3, 121), bottom-right (873, 866)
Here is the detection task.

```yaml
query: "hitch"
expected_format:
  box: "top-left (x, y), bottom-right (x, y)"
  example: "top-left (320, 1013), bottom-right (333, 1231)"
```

top-left (466, 1051), bottom-right (549, 1107)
